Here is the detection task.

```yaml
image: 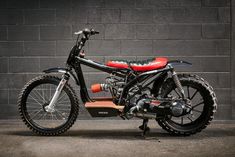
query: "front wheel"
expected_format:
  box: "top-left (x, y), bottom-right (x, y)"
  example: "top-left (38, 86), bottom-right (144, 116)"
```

top-left (156, 74), bottom-right (217, 136)
top-left (18, 75), bottom-right (79, 136)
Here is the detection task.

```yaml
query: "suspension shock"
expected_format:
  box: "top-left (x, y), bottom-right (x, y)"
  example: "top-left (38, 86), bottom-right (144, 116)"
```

top-left (172, 71), bottom-right (185, 99)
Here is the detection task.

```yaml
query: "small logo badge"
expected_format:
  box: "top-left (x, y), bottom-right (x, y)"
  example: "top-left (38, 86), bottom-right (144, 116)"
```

top-left (98, 112), bottom-right (108, 114)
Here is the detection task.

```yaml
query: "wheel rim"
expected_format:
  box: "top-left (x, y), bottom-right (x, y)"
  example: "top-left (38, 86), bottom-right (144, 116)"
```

top-left (166, 83), bottom-right (205, 126)
top-left (25, 83), bottom-right (72, 129)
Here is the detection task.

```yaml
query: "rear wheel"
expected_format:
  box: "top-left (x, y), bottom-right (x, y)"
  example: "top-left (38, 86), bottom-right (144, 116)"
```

top-left (156, 74), bottom-right (217, 135)
top-left (18, 75), bottom-right (79, 136)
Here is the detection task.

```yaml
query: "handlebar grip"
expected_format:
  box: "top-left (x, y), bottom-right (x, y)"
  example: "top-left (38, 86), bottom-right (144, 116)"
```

top-left (80, 28), bottom-right (99, 36)
top-left (90, 29), bottom-right (99, 35)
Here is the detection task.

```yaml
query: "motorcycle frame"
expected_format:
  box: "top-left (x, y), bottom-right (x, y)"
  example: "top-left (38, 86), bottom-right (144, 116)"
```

top-left (44, 47), bottom-right (191, 108)
top-left (44, 33), bottom-right (192, 109)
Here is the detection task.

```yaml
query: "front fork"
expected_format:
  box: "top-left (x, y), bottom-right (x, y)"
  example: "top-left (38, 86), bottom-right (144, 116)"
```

top-left (45, 73), bottom-right (70, 112)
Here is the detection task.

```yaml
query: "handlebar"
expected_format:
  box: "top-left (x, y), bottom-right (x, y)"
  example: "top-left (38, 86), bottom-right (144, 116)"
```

top-left (74, 28), bottom-right (99, 36)
top-left (73, 28), bottom-right (99, 57)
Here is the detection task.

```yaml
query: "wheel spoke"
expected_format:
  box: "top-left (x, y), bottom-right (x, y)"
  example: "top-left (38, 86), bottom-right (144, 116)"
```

top-left (187, 117), bottom-right (193, 122)
top-left (57, 100), bottom-right (70, 106)
top-left (190, 89), bottom-right (198, 100)
top-left (50, 112), bottom-right (53, 121)
top-left (173, 89), bottom-right (181, 97)
top-left (42, 85), bottom-right (45, 102)
top-left (49, 84), bottom-right (52, 101)
top-left (28, 94), bottom-right (43, 106)
top-left (55, 110), bottom-right (63, 118)
top-left (55, 109), bottom-right (67, 120)
top-left (27, 101), bottom-right (42, 104)
top-left (56, 109), bottom-right (70, 111)
top-left (192, 109), bottom-right (202, 113)
top-left (57, 104), bottom-right (70, 107)
top-left (57, 101), bottom-right (70, 105)
top-left (36, 112), bottom-right (46, 120)
top-left (26, 103), bottom-right (42, 108)
top-left (42, 84), bottom-right (48, 102)
top-left (29, 91), bottom-right (44, 105)
top-left (27, 107), bottom-right (41, 110)
top-left (30, 90), bottom-right (42, 102)
top-left (34, 89), bottom-right (45, 103)
top-left (57, 98), bottom-right (70, 104)
top-left (43, 112), bottom-right (48, 120)
top-left (56, 92), bottom-right (67, 104)
top-left (40, 85), bottom-right (46, 103)
top-left (30, 109), bottom-right (43, 119)
top-left (38, 112), bottom-right (47, 120)
top-left (28, 109), bottom-right (41, 113)
top-left (53, 113), bottom-right (59, 120)
top-left (27, 108), bottom-right (42, 112)
top-left (192, 101), bottom-right (204, 109)
top-left (187, 86), bottom-right (190, 99)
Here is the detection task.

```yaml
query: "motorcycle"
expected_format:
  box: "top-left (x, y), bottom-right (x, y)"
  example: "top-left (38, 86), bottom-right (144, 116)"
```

top-left (18, 28), bottom-right (217, 136)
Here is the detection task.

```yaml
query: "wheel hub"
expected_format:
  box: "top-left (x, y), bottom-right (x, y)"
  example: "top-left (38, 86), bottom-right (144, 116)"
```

top-left (170, 100), bottom-right (191, 117)
top-left (43, 103), bottom-right (55, 113)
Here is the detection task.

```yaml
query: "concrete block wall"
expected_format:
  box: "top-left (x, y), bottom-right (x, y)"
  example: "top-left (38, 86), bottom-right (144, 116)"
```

top-left (0, 0), bottom-right (233, 120)
top-left (232, 0), bottom-right (235, 120)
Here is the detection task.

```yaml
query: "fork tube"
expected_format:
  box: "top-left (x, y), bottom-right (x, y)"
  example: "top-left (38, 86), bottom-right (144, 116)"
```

top-left (46, 74), bottom-right (69, 112)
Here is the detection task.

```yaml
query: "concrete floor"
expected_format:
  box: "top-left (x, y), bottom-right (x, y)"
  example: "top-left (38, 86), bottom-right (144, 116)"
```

top-left (0, 120), bottom-right (234, 157)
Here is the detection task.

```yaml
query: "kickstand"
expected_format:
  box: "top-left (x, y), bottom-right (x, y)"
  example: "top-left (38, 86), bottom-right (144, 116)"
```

top-left (139, 119), bottom-right (150, 137)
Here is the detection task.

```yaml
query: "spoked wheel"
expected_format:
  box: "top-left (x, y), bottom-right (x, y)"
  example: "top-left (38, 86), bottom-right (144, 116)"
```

top-left (156, 74), bottom-right (217, 135)
top-left (18, 75), bottom-right (79, 136)
top-left (169, 83), bottom-right (205, 125)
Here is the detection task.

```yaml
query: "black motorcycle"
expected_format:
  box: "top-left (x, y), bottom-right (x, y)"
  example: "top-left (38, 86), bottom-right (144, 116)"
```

top-left (18, 28), bottom-right (217, 136)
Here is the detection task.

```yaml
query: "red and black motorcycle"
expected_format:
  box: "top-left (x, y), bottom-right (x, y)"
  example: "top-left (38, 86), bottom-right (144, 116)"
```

top-left (18, 28), bottom-right (217, 136)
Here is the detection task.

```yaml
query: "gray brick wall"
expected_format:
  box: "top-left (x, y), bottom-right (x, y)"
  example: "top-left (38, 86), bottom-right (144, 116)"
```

top-left (232, 0), bottom-right (235, 120)
top-left (0, 0), bottom-right (233, 120)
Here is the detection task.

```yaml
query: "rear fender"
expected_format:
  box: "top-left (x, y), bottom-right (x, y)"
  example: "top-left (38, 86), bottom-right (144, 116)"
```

top-left (168, 60), bottom-right (192, 67)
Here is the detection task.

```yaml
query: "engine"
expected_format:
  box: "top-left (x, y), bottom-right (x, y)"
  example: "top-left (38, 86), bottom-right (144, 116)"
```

top-left (90, 75), bottom-right (190, 119)
top-left (91, 75), bottom-right (125, 102)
